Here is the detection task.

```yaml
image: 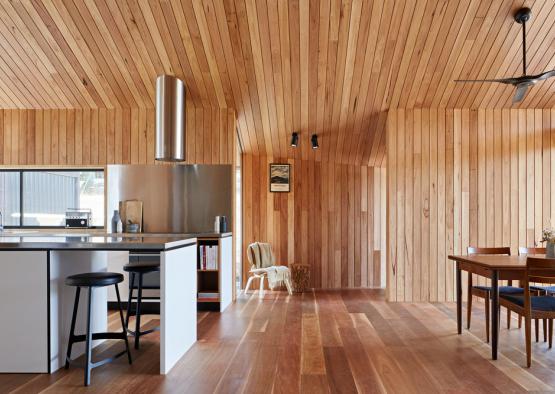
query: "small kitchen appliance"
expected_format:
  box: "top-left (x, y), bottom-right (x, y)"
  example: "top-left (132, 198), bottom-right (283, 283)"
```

top-left (65, 208), bottom-right (92, 228)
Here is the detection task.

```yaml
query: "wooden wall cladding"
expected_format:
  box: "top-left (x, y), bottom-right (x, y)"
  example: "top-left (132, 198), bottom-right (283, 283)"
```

top-left (242, 155), bottom-right (386, 289)
top-left (0, 106), bottom-right (235, 165)
top-left (387, 108), bottom-right (555, 302)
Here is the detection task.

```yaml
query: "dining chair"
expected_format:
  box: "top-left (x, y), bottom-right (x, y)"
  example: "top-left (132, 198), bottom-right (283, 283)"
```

top-left (519, 247), bottom-right (549, 341)
top-left (519, 247), bottom-right (555, 294)
top-left (467, 247), bottom-right (521, 343)
top-left (500, 257), bottom-right (555, 367)
top-left (519, 247), bottom-right (547, 255)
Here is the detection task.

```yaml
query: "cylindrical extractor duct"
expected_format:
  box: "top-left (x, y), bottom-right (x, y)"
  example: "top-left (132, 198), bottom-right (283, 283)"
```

top-left (155, 75), bottom-right (186, 162)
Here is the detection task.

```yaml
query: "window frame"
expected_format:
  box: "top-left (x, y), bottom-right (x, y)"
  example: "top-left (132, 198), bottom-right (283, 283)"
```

top-left (0, 168), bottom-right (105, 229)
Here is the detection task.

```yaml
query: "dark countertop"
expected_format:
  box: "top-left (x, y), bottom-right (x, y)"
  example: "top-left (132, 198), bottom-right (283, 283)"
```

top-left (0, 234), bottom-right (198, 251)
top-left (0, 230), bottom-right (232, 237)
top-left (0, 231), bottom-right (232, 251)
top-left (107, 232), bottom-right (233, 239)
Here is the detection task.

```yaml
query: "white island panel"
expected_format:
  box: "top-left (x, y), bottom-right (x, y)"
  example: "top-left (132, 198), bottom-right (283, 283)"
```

top-left (0, 251), bottom-right (48, 372)
top-left (219, 236), bottom-right (233, 312)
top-left (160, 244), bottom-right (197, 374)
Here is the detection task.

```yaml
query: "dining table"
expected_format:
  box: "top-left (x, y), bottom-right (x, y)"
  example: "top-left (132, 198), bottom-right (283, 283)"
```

top-left (448, 254), bottom-right (530, 360)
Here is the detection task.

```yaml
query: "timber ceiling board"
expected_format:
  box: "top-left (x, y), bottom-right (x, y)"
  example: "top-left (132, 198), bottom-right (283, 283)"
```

top-left (0, 1), bottom-right (554, 165)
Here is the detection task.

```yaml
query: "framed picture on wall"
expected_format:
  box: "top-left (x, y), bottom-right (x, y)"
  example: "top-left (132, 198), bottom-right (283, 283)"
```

top-left (269, 163), bottom-right (291, 193)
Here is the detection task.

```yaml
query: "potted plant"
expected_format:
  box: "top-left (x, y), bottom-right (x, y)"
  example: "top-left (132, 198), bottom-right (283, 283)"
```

top-left (541, 227), bottom-right (555, 258)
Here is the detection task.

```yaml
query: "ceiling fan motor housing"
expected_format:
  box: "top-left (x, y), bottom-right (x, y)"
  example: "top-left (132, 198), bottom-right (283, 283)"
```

top-left (515, 7), bottom-right (532, 24)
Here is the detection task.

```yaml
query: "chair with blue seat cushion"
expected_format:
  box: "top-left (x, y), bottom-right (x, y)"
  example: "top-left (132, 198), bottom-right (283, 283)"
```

top-left (499, 256), bottom-right (555, 367)
top-left (519, 246), bottom-right (550, 342)
top-left (532, 285), bottom-right (555, 294)
top-left (518, 246), bottom-right (546, 256)
top-left (474, 285), bottom-right (524, 295)
top-left (501, 295), bottom-right (555, 311)
top-left (519, 248), bottom-right (555, 295)
top-left (466, 247), bottom-right (521, 343)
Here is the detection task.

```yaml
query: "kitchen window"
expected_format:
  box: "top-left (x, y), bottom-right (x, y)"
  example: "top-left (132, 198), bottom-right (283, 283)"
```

top-left (0, 169), bottom-right (104, 228)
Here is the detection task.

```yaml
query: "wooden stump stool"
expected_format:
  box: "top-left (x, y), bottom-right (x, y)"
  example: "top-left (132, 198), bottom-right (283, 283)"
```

top-left (291, 264), bottom-right (310, 293)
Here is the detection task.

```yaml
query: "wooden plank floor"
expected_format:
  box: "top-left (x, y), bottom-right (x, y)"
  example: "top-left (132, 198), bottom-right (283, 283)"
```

top-left (1, 289), bottom-right (554, 393)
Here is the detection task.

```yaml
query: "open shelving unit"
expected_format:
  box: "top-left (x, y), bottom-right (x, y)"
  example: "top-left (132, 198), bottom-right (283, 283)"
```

top-left (196, 235), bottom-right (232, 312)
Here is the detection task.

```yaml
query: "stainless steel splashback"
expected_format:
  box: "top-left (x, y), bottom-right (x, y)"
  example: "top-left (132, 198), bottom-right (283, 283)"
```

top-left (106, 164), bottom-right (231, 233)
top-left (185, 165), bottom-right (232, 232)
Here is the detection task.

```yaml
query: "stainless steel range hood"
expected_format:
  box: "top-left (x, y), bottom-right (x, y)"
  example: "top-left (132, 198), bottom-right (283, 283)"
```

top-left (155, 75), bottom-right (186, 162)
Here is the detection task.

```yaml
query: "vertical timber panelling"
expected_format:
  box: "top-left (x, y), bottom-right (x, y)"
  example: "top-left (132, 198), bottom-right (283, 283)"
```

top-left (0, 107), bottom-right (235, 165)
top-left (387, 108), bottom-right (555, 302)
top-left (242, 155), bottom-right (387, 289)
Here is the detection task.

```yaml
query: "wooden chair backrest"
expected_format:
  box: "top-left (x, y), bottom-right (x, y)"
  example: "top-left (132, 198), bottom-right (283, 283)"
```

top-left (519, 247), bottom-right (546, 255)
top-left (526, 257), bottom-right (555, 284)
top-left (467, 246), bottom-right (511, 256)
top-left (522, 258), bottom-right (555, 329)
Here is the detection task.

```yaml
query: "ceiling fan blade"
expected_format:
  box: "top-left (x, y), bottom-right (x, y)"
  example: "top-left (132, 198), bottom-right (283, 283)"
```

top-left (527, 70), bottom-right (555, 81)
top-left (454, 78), bottom-right (518, 84)
top-left (512, 84), bottom-right (530, 103)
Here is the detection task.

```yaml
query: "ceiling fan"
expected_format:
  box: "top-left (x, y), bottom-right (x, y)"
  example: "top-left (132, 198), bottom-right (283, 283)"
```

top-left (454, 7), bottom-right (555, 103)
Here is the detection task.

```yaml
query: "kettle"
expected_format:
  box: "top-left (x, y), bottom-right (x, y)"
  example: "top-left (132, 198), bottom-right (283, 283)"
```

top-left (214, 216), bottom-right (228, 233)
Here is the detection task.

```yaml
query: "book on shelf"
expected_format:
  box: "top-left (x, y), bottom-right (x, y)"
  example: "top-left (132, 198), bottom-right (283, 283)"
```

top-left (199, 244), bottom-right (219, 270)
top-left (198, 292), bottom-right (220, 299)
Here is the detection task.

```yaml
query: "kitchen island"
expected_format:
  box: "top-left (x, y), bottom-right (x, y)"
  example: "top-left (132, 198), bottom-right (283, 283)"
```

top-left (0, 233), bottom-right (198, 375)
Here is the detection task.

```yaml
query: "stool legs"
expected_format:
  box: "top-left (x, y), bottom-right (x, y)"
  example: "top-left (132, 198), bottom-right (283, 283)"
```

top-left (84, 287), bottom-right (94, 386)
top-left (124, 271), bottom-right (160, 349)
top-left (65, 287), bottom-right (81, 370)
top-left (125, 272), bottom-right (135, 331)
top-left (134, 273), bottom-right (143, 349)
top-left (115, 284), bottom-right (132, 365)
top-left (65, 283), bottom-right (132, 387)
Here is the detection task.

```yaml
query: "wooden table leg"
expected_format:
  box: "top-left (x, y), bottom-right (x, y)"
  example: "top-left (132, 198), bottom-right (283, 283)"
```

top-left (491, 270), bottom-right (499, 360)
top-left (456, 262), bottom-right (462, 335)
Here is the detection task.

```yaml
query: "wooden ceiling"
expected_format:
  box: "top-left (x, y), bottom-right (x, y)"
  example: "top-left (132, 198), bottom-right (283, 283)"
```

top-left (0, 0), bottom-right (554, 164)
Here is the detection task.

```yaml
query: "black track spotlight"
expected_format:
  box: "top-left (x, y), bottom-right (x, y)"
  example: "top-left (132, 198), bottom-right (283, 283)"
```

top-left (311, 134), bottom-right (319, 149)
top-left (291, 132), bottom-right (299, 147)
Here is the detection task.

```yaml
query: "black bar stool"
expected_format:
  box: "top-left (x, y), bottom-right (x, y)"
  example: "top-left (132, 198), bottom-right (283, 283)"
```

top-left (124, 261), bottom-right (160, 349)
top-left (65, 272), bottom-right (132, 387)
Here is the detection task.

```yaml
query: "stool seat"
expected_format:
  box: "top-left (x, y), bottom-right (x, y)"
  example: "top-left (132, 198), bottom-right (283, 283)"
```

top-left (123, 262), bottom-right (160, 273)
top-left (65, 272), bottom-right (123, 287)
